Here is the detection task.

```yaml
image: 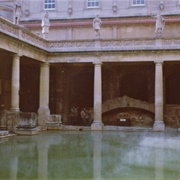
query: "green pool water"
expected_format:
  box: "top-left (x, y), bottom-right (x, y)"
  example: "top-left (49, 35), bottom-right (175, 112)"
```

top-left (0, 131), bottom-right (180, 180)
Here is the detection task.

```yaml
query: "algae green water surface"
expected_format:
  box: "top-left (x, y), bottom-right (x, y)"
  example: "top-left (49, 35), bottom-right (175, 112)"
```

top-left (0, 131), bottom-right (180, 180)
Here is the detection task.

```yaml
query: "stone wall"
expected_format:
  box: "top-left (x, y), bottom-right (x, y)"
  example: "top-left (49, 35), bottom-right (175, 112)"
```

top-left (102, 98), bottom-right (180, 128)
top-left (20, 0), bottom-right (180, 21)
top-left (164, 105), bottom-right (180, 128)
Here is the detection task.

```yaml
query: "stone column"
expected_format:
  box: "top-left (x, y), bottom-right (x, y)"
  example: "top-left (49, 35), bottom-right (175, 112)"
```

top-left (38, 62), bottom-right (50, 130)
top-left (67, 27), bottom-right (73, 40)
top-left (11, 54), bottom-right (20, 112)
top-left (153, 61), bottom-right (165, 131)
top-left (91, 61), bottom-right (104, 130)
top-left (112, 26), bottom-right (118, 39)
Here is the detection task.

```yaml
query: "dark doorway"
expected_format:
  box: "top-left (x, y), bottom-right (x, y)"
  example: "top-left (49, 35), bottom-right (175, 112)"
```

top-left (20, 58), bottom-right (40, 112)
top-left (50, 64), bottom-right (94, 125)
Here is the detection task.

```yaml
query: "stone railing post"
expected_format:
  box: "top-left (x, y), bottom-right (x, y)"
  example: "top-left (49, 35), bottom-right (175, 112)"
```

top-left (112, 26), bottom-right (118, 39)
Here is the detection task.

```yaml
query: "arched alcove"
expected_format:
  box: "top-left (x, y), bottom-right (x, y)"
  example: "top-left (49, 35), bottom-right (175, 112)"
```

top-left (102, 107), bottom-right (154, 127)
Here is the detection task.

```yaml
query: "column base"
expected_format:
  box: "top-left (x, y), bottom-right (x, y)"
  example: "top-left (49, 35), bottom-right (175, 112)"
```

top-left (38, 107), bottom-right (50, 131)
top-left (10, 108), bottom-right (20, 112)
top-left (153, 121), bottom-right (165, 131)
top-left (91, 121), bottom-right (104, 131)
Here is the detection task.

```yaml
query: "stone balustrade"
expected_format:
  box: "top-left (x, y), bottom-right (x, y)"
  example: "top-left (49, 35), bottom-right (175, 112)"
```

top-left (0, 18), bottom-right (47, 50)
top-left (0, 17), bottom-right (180, 54)
top-left (47, 38), bottom-right (180, 52)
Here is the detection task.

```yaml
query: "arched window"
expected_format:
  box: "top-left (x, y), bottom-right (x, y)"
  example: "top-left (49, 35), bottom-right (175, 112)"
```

top-left (44, 0), bottom-right (55, 10)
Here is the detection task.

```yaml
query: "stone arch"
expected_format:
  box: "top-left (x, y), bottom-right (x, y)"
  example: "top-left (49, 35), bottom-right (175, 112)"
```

top-left (102, 96), bottom-right (155, 127)
top-left (102, 95), bottom-right (154, 114)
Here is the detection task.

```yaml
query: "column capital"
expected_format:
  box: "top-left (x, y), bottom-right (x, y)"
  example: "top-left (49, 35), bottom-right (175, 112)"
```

top-left (154, 60), bottom-right (164, 65)
top-left (13, 54), bottom-right (21, 59)
top-left (112, 26), bottom-right (118, 29)
top-left (93, 60), bottom-right (102, 65)
top-left (41, 62), bottom-right (50, 67)
top-left (67, 26), bottom-right (73, 30)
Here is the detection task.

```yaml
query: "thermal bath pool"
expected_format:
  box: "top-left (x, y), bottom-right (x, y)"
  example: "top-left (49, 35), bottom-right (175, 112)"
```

top-left (0, 130), bottom-right (180, 180)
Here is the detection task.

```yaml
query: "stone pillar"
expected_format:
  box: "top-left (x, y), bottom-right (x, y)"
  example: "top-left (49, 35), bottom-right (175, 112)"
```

top-left (67, 27), bottom-right (73, 40)
top-left (112, 26), bottom-right (118, 39)
top-left (11, 54), bottom-right (20, 112)
top-left (153, 61), bottom-right (165, 131)
top-left (155, 38), bottom-right (162, 47)
top-left (38, 62), bottom-right (50, 130)
top-left (91, 61), bottom-right (104, 130)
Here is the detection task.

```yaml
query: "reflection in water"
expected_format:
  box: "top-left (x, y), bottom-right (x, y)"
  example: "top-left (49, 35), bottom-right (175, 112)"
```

top-left (91, 132), bottom-right (102, 179)
top-left (0, 131), bottom-right (180, 179)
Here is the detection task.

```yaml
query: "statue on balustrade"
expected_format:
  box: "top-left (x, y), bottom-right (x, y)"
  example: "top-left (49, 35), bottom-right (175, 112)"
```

top-left (155, 12), bottom-right (165, 37)
top-left (93, 14), bottom-right (102, 39)
top-left (41, 12), bottom-right (50, 38)
top-left (14, 0), bottom-right (22, 25)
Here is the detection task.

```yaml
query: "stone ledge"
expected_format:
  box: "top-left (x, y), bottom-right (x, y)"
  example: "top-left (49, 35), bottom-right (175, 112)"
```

top-left (13, 126), bottom-right (40, 135)
top-left (0, 130), bottom-right (16, 139)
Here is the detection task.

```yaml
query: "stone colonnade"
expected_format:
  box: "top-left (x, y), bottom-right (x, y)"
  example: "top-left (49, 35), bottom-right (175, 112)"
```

top-left (10, 53), bottom-right (165, 131)
top-left (10, 54), bottom-right (50, 130)
top-left (91, 60), bottom-right (165, 131)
